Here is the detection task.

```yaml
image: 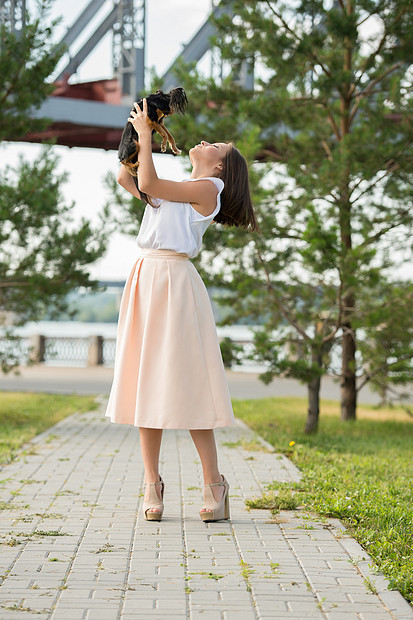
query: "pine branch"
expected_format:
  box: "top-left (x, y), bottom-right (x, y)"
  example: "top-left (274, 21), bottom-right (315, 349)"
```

top-left (290, 96), bottom-right (325, 104)
top-left (354, 7), bottom-right (406, 88)
top-left (321, 101), bottom-right (342, 141)
top-left (323, 278), bottom-right (344, 344)
top-left (0, 66), bottom-right (24, 108)
top-left (263, 0), bottom-right (333, 79)
top-left (329, 190), bottom-right (341, 202)
top-left (349, 61), bottom-right (405, 126)
top-left (350, 88), bottom-right (386, 99)
top-left (259, 148), bottom-right (285, 162)
top-left (0, 281), bottom-right (33, 288)
top-left (356, 0), bottom-right (388, 28)
top-left (341, 324), bottom-right (356, 341)
top-left (357, 353), bottom-right (413, 392)
top-left (359, 216), bottom-right (408, 249)
top-left (271, 229), bottom-right (303, 240)
top-left (350, 133), bottom-right (413, 197)
top-left (351, 160), bottom-right (400, 203)
top-left (353, 293), bottom-right (413, 320)
top-left (0, 28), bottom-right (39, 110)
top-left (371, 381), bottom-right (413, 410)
top-left (321, 139), bottom-right (333, 161)
top-left (255, 246), bottom-right (310, 340)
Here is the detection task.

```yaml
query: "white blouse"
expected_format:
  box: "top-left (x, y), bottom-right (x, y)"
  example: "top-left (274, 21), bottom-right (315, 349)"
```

top-left (136, 176), bottom-right (224, 258)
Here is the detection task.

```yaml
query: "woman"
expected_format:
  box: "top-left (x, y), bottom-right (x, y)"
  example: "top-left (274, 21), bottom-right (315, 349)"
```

top-left (105, 98), bottom-right (259, 522)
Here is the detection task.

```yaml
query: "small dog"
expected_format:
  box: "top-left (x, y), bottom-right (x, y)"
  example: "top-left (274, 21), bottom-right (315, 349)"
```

top-left (118, 87), bottom-right (188, 199)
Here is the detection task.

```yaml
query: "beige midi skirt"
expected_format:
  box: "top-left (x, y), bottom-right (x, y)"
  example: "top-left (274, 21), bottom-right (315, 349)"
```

top-left (105, 248), bottom-right (236, 429)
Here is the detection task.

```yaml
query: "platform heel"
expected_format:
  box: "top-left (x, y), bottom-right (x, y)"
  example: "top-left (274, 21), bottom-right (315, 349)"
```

top-left (142, 475), bottom-right (164, 521)
top-left (199, 474), bottom-right (230, 522)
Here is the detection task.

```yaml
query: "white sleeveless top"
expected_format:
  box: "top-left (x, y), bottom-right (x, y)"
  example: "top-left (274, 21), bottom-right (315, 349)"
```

top-left (136, 176), bottom-right (224, 258)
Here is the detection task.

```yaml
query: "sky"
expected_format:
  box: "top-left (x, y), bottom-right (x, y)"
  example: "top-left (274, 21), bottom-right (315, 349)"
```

top-left (2, 0), bottom-right (214, 280)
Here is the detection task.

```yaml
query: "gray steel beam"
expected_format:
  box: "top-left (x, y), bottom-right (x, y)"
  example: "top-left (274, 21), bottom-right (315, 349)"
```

top-left (59, 0), bottom-right (106, 50)
top-left (161, 2), bottom-right (234, 91)
top-left (56, 5), bottom-right (118, 80)
top-left (31, 96), bottom-right (131, 129)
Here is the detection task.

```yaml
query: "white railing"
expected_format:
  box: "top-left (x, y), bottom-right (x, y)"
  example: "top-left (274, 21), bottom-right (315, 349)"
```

top-left (0, 333), bottom-right (262, 370)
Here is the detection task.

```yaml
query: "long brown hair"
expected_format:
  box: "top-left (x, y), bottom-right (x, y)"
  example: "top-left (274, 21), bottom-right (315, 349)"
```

top-left (214, 144), bottom-right (260, 233)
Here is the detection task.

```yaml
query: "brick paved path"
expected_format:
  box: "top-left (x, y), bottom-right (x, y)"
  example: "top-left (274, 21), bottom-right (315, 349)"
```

top-left (0, 400), bottom-right (411, 619)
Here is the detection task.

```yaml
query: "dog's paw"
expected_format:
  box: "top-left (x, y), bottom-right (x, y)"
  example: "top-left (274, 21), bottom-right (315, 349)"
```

top-left (172, 147), bottom-right (181, 155)
top-left (160, 144), bottom-right (167, 153)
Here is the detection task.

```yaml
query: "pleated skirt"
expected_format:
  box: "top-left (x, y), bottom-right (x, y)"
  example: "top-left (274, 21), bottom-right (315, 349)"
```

top-left (105, 248), bottom-right (236, 429)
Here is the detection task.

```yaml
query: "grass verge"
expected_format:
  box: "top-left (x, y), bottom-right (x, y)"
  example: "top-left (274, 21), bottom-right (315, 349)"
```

top-left (0, 392), bottom-right (98, 464)
top-left (233, 397), bottom-right (413, 604)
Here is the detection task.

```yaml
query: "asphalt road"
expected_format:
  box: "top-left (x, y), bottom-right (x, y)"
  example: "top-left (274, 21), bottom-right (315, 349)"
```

top-left (0, 364), bottom-right (404, 405)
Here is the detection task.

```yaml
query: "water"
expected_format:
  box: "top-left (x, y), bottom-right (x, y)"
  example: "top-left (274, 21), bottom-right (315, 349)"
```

top-left (12, 321), bottom-right (118, 338)
top-left (3, 321), bottom-right (266, 372)
top-left (11, 320), bottom-right (256, 341)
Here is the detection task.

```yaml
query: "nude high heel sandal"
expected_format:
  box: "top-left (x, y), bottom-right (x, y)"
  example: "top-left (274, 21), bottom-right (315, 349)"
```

top-left (142, 475), bottom-right (164, 521)
top-left (199, 474), bottom-right (230, 522)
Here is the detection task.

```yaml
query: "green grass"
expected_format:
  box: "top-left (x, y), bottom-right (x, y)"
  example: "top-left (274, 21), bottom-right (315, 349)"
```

top-left (0, 392), bottom-right (98, 464)
top-left (233, 397), bottom-right (413, 604)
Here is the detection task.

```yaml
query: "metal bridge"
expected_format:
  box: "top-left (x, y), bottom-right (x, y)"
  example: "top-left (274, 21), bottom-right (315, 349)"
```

top-left (1, 0), bottom-right (252, 151)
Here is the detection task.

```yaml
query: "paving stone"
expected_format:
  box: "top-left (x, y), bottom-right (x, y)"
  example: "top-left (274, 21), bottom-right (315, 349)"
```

top-left (0, 400), bottom-right (411, 620)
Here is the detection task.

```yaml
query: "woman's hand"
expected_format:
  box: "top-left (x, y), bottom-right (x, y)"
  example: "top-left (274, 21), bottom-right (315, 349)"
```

top-left (128, 98), bottom-right (152, 136)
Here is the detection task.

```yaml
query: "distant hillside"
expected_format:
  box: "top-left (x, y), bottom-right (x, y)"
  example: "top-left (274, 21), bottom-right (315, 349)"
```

top-left (43, 290), bottom-right (120, 323)
top-left (41, 287), bottom-right (261, 325)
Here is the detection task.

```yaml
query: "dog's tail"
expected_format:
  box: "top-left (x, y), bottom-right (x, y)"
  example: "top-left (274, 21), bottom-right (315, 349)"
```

top-left (169, 87), bottom-right (188, 115)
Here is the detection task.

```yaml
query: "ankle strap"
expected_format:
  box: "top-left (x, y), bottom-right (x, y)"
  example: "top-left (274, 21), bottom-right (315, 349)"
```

top-left (207, 476), bottom-right (225, 487)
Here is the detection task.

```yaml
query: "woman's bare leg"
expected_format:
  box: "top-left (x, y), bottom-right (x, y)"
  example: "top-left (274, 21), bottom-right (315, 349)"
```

top-left (139, 427), bottom-right (163, 513)
top-left (189, 429), bottom-right (225, 511)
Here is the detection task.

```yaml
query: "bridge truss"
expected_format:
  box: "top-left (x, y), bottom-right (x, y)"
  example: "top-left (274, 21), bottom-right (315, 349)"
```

top-left (1, 0), bottom-right (252, 151)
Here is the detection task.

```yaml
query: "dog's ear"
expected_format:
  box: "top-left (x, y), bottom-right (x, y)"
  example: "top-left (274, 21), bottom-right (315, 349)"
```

top-left (169, 87), bottom-right (188, 115)
top-left (118, 122), bottom-right (136, 161)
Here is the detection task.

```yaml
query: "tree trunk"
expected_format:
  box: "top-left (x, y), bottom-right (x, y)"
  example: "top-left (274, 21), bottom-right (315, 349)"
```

top-left (305, 342), bottom-right (322, 433)
top-left (305, 375), bottom-right (321, 433)
top-left (341, 322), bottom-right (357, 420)
top-left (338, 3), bottom-right (357, 421)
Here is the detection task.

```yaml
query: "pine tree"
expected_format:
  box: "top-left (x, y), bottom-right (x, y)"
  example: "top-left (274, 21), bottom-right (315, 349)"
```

top-left (0, 1), bottom-right (108, 372)
top-left (168, 0), bottom-right (413, 424)
top-left (0, 0), bottom-right (65, 141)
top-left (108, 0), bottom-right (413, 428)
top-left (357, 280), bottom-right (413, 406)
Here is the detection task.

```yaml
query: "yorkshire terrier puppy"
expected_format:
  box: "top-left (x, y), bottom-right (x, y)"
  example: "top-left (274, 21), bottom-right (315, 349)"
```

top-left (118, 87), bottom-right (188, 198)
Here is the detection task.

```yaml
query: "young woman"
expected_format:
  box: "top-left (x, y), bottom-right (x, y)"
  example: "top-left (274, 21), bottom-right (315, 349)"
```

top-left (105, 98), bottom-right (259, 522)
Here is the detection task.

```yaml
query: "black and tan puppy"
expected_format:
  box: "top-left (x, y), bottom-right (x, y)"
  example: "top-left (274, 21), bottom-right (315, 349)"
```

top-left (118, 87), bottom-right (188, 197)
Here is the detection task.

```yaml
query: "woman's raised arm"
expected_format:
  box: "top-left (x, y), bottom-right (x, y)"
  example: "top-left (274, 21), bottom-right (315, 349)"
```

top-left (117, 164), bottom-right (141, 198)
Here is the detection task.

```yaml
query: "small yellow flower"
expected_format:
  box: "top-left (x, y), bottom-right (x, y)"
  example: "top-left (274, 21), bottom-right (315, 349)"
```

top-left (289, 441), bottom-right (296, 447)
